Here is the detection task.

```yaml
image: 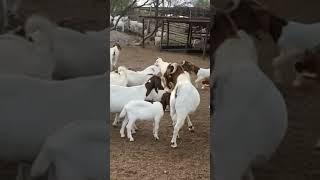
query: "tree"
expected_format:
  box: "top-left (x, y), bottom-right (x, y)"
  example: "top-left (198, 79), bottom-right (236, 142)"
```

top-left (164, 0), bottom-right (193, 7)
top-left (110, 0), bottom-right (152, 31)
top-left (192, 0), bottom-right (209, 8)
top-left (110, 0), bottom-right (136, 16)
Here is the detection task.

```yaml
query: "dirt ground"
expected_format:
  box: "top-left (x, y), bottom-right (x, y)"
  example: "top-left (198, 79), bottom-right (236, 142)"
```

top-left (110, 45), bottom-right (210, 180)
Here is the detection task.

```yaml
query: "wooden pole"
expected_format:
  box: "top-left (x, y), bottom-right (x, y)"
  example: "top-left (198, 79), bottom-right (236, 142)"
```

top-left (186, 23), bottom-right (191, 48)
top-left (202, 23), bottom-right (210, 59)
top-left (142, 18), bottom-right (145, 48)
top-left (167, 20), bottom-right (169, 47)
top-left (160, 20), bottom-right (164, 50)
top-left (187, 22), bottom-right (192, 48)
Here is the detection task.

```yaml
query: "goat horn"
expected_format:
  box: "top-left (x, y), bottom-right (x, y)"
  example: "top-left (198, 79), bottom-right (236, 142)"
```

top-left (170, 63), bottom-right (178, 74)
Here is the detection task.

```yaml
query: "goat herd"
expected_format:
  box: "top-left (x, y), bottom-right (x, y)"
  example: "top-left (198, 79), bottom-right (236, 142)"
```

top-left (110, 49), bottom-right (210, 147)
top-left (212, 0), bottom-right (320, 179)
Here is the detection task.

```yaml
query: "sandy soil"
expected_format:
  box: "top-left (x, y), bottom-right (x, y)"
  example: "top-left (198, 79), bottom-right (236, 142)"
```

top-left (110, 45), bottom-right (210, 180)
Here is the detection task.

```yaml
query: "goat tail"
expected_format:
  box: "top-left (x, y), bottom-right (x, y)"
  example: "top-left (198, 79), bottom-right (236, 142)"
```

top-left (119, 106), bottom-right (127, 119)
top-left (30, 147), bottom-right (51, 178)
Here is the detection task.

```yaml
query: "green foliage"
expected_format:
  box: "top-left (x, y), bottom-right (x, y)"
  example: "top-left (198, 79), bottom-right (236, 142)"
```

top-left (192, 0), bottom-right (209, 8)
top-left (110, 0), bottom-right (137, 16)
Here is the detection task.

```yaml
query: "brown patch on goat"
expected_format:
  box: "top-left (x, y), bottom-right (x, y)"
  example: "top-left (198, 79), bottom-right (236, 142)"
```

top-left (202, 78), bottom-right (210, 85)
top-left (145, 76), bottom-right (164, 97)
top-left (230, 0), bottom-right (288, 42)
top-left (211, 0), bottom-right (287, 53)
top-left (163, 63), bottom-right (185, 89)
top-left (160, 92), bottom-right (171, 111)
top-left (181, 60), bottom-right (200, 74)
top-left (295, 50), bottom-right (320, 82)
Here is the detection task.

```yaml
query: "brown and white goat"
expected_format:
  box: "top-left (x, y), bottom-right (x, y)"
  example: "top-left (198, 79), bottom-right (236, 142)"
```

top-left (181, 60), bottom-right (210, 89)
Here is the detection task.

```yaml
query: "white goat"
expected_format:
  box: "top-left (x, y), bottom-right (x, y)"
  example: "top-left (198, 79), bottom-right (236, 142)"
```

top-left (168, 65), bottom-right (200, 148)
top-left (156, 30), bottom-right (167, 37)
top-left (0, 74), bottom-right (106, 179)
top-left (110, 43), bottom-right (121, 71)
top-left (29, 15), bottom-right (107, 80)
top-left (129, 20), bottom-right (143, 34)
top-left (0, 15), bottom-right (55, 79)
top-left (213, 30), bottom-right (287, 180)
top-left (115, 19), bottom-right (125, 32)
top-left (154, 57), bottom-right (170, 76)
top-left (154, 36), bottom-right (161, 47)
top-left (119, 100), bottom-right (165, 141)
top-left (272, 20), bottom-right (320, 85)
top-left (30, 119), bottom-right (107, 180)
top-left (139, 64), bottom-right (161, 75)
top-left (126, 66), bottom-right (160, 86)
top-left (110, 76), bottom-right (164, 126)
top-left (110, 66), bottom-right (128, 86)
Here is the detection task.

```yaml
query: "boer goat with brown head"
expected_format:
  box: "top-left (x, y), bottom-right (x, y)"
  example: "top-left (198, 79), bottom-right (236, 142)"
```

top-left (110, 75), bottom-right (164, 127)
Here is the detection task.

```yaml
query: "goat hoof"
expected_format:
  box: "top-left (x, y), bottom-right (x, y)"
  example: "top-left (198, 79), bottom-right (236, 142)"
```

top-left (120, 134), bottom-right (125, 138)
top-left (170, 142), bottom-right (177, 148)
top-left (188, 126), bottom-right (194, 132)
top-left (129, 138), bottom-right (134, 142)
top-left (154, 137), bottom-right (159, 141)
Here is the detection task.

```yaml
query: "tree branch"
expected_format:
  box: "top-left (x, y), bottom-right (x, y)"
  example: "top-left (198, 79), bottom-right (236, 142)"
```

top-left (111, 0), bottom-right (138, 31)
top-left (133, 0), bottom-right (151, 8)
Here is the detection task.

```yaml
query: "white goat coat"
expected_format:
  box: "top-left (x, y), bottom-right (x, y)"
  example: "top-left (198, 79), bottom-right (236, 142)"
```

top-left (110, 45), bottom-right (120, 70)
top-left (126, 70), bottom-right (153, 86)
top-left (30, 120), bottom-right (107, 180)
top-left (154, 58), bottom-right (169, 76)
top-left (278, 21), bottom-right (320, 51)
top-left (197, 68), bottom-right (210, 79)
top-left (119, 101), bottom-right (164, 121)
top-left (213, 31), bottom-right (288, 180)
top-left (110, 84), bottom-right (148, 113)
top-left (170, 72), bottom-right (200, 118)
top-left (110, 72), bottom-right (127, 86)
top-left (51, 26), bottom-right (107, 79)
top-left (0, 34), bottom-right (54, 79)
top-left (0, 74), bottom-right (107, 162)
